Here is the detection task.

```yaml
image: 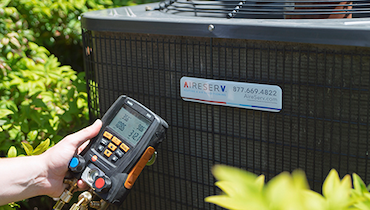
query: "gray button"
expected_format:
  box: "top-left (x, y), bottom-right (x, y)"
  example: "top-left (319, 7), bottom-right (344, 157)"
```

top-left (116, 150), bottom-right (124, 158)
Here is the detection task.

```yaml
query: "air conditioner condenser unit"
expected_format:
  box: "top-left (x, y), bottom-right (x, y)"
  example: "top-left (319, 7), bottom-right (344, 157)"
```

top-left (81, 1), bottom-right (370, 209)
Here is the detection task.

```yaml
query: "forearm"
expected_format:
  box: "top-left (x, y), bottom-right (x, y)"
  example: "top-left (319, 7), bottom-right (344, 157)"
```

top-left (0, 155), bottom-right (48, 205)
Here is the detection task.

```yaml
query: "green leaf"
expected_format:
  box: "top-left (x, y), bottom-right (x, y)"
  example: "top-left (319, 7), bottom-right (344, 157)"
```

top-left (27, 130), bottom-right (38, 141)
top-left (353, 173), bottom-right (368, 195)
top-left (292, 169), bottom-right (310, 190)
top-left (0, 109), bottom-right (13, 119)
top-left (205, 195), bottom-right (263, 210)
top-left (32, 139), bottom-right (50, 155)
top-left (32, 98), bottom-right (47, 108)
top-left (21, 142), bottom-right (33, 156)
top-left (7, 146), bottom-right (17, 158)
top-left (0, 204), bottom-right (16, 210)
top-left (266, 172), bottom-right (299, 209)
top-left (28, 42), bottom-right (39, 50)
top-left (0, 0), bottom-right (11, 8)
top-left (255, 174), bottom-right (265, 191)
top-left (322, 169), bottom-right (341, 199)
top-left (354, 200), bottom-right (370, 210)
top-left (0, 120), bottom-right (7, 126)
top-left (301, 190), bottom-right (326, 210)
top-left (215, 181), bottom-right (243, 198)
top-left (61, 112), bottom-right (72, 122)
top-left (212, 164), bottom-right (257, 184)
top-left (207, 165), bottom-right (267, 210)
top-left (322, 169), bottom-right (352, 209)
top-left (67, 87), bottom-right (75, 99)
top-left (2, 101), bottom-right (18, 113)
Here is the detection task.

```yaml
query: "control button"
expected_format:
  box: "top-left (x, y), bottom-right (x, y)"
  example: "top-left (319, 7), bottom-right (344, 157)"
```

top-left (100, 138), bottom-right (109, 146)
top-left (91, 155), bottom-right (98, 162)
top-left (124, 147), bottom-right (155, 189)
top-left (69, 157), bottom-right (79, 168)
top-left (104, 149), bottom-right (112, 157)
top-left (108, 143), bottom-right (117, 151)
top-left (111, 137), bottom-right (122, 146)
top-left (98, 145), bottom-right (104, 152)
top-left (112, 155), bottom-right (118, 162)
top-left (120, 142), bottom-right (130, 153)
top-left (127, 100), bottom-right (134, 106)
top-left (93, 176), bottom-right (112, 193)
top-left (116, 150), bottom-right (124, 158)
top-left (69, 155), bottom-right (86, 173)
top-left (95, 177), bottom-right (105, 189)
top-left (103, 131), bottom-right (113, 140)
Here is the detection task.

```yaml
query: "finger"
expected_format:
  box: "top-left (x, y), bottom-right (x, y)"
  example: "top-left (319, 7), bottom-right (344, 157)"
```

top-left (77, 179), bottom-right (89, 191)
top-left (65, 119), bottom-right (102, 149)
top-left (77, 140), bottom-right (90, 154)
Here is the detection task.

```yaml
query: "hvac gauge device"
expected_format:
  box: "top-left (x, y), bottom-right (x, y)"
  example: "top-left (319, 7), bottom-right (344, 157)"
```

top-left (55, 95), bottom-right (168, 209)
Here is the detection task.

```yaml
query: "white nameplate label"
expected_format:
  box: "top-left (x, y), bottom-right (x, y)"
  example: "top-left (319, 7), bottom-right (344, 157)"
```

top-left (180, 77), bottom-right (282, 112)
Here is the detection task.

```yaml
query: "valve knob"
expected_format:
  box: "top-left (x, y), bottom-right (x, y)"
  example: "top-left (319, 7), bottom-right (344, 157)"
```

top-left (69, 155), bottom-right (86, 173)
top-left (93, 175), bottom-right (112, 193)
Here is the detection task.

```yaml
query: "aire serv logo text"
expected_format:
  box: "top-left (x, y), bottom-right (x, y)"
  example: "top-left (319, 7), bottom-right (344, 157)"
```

top-left (182, 80), bottom-right (226, 93)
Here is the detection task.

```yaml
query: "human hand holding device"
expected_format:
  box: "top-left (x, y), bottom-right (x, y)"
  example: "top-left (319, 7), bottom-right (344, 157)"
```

top-left (41, 119), bottom-right (103, 198)
top-left (54, 96), bottom-right (168, 210)
top-left (0, 119), bottom-right (102, 206)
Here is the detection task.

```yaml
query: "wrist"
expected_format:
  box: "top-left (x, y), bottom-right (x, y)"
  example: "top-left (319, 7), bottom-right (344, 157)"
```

top-left (36, 150), bottom-right (67, 198)
top-left (32, 154), bottom-right (51, 196)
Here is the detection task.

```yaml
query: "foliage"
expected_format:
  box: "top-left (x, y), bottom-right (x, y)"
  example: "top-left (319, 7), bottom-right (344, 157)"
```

top-left (206, 165), bottom-right (370, 210)
top-left (6, 0), bottom-right (113, 72)
top-left (6, 139), bottom-right (50, 158)
top-left (0, 2), bottom-right (88, 155)
top-left (6, 0), bottom-right (158, 72)
top-left (0, 202), bottom-right (19, 210)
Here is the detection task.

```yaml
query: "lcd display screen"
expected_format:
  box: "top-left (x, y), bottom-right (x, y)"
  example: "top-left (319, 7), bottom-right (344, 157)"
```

top-left (109, 105), bottom-right (151, 146)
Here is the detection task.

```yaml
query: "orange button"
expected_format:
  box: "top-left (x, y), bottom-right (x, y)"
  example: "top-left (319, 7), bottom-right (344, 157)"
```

top-left (111, 137), bottom-right (122, 146)
top-left (124, 147), bottom-right (155, 189)
top-left (120, 142), bottom-right (130, 153)
top-left (103, 131), bottom-right (113, 140)
top-left (108, 143), bottom-right (117, 151)
top-left (104, 149), bottom-right (112, 157)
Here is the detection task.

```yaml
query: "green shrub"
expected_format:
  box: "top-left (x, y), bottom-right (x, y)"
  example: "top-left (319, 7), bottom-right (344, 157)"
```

top-left (6, 0), bottom-right (113, 72)
top-left (0, 3), bottom-right (88, 155)
top-left (206, 165), bottom-right (370, 210)
top-left (6, 0), bottom-right (158, 72)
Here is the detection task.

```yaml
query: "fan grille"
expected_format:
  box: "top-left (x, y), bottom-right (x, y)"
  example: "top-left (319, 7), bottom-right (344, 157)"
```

top-left (158, 0), bottom-right (370, 19)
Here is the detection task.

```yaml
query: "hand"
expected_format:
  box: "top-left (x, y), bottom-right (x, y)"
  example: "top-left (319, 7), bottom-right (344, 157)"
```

top-left (39, 119), bottom-right (102, 198)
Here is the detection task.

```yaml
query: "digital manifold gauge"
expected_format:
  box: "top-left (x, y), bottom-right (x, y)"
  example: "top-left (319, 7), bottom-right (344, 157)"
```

top-left (69, 95), bottom-right (168, 206)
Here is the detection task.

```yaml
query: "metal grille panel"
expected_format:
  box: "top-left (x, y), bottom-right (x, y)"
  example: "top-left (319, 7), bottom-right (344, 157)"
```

top-left (82, 30), bottom-right (370, 209)
top-left (158, 0), bottom-right (370, 19)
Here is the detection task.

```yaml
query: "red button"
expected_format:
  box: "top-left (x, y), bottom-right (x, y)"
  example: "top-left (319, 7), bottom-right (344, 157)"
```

top-left (91, 155), bottom-right (98, 162)
top-left (95, 177), bottom-right (105, 189)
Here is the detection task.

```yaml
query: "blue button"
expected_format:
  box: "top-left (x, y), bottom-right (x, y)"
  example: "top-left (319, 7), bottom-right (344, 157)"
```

top-left (69, 157), bottom-right (79, 168)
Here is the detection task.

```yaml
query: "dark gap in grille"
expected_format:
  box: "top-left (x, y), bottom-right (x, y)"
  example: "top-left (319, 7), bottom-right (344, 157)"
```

top-left (157, 0), bottom-right (370, 19)
top-left (82, 30), bottom-right (370, 209)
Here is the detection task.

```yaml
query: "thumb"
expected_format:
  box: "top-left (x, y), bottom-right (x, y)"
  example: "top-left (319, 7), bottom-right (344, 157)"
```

top-left (65, 119), bottom-right (102, 149)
